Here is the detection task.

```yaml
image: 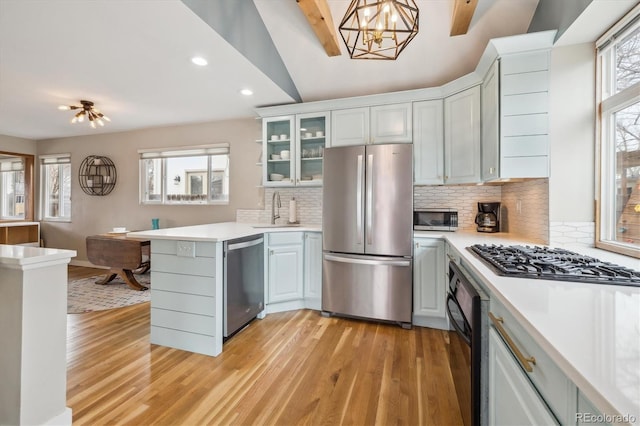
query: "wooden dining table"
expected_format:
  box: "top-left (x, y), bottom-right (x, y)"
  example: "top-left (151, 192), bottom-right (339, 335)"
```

top-left (85, 233), bottom-right (151, 291)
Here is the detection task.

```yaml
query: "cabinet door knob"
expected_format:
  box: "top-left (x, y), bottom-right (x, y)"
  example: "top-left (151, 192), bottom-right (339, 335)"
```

top-left (270, 250), bottom-right (274, 255)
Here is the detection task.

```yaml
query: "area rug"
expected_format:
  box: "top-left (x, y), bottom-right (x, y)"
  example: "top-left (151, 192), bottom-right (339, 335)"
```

top-left (67, 273), bottom-right (151, 314)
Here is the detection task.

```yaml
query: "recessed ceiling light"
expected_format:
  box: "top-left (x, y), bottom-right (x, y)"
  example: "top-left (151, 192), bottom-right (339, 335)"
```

top-left (240, 88), bottom-right (253, 96)
top-left (191, 56), bottom-right (208, 66)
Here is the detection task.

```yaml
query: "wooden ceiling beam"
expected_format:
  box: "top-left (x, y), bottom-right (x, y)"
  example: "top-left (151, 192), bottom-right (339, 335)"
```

top-left (296, 0), bottom-right (342, 57)
top-left (450, 0), bottom-right (478, 36)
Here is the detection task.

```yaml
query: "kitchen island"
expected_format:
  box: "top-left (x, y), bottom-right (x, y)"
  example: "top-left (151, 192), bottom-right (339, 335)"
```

top-left (416, 230), bottom-right (640, 426)
top-left (127, 222), bottom-right (321, 357)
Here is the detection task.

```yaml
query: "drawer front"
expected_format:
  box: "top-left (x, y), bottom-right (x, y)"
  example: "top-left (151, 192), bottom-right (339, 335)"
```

top-left (151, 308), bottom-right (215, 336)
top-left (151, 253), bottom-right (215, 277)
top-left (151, 240), bottom-right (217, 258)
top-left (151, 326), bottom-right (220, 357)
top-left (151, 271), bottom-right (215, 297)
top-left (490, 300), bottom-right (576, 425)
top-left (152, 289), bottom-right (215, 317)
top-left (268, 231), bottom-right (304, 246)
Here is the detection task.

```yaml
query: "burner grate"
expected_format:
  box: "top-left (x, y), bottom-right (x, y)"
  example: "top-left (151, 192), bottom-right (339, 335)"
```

top-left (468, 244), bottom-right (640, 287)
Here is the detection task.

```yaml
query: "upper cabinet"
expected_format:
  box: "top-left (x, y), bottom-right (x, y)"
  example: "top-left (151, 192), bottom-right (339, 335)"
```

top-left (296, 112), bottom-right (328, 186)
top-left (262, 113), bottom-right (328, 187)
top-left (444, 86), bottom-right (481, 184)
top-left (413, 100), bottom-right (444, 185)
top-left (482, 50), bottom-right (551, 181)
top-left (331, 103), bottom-right (412, 147)
top-left (263, 115), bottom-right (295, 187)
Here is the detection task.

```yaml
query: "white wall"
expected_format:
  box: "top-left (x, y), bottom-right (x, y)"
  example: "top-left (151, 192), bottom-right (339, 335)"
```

top-left (0, 134), bottom-right (37, 155)
top-left (549, 42), bottom-right (596, 222)
top-left (36, 118), bottom-right (262, 261)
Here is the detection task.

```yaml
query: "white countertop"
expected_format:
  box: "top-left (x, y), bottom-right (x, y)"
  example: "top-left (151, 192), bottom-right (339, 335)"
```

top-left (127, 222), bottom-right (322, 242)
top-left (0, 221), bottom-right (39, 227)
top-left (0, 244), bottom-right (76, 266)
top-left (416, 231), bottom-right (640, 424)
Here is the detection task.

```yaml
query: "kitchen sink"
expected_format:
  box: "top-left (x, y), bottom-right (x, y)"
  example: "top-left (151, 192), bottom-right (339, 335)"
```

top-left (252, 224), bottom-right (301, 228)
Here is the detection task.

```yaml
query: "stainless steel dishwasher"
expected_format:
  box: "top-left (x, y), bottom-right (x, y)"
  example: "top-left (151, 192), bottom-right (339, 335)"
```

top-left (223, 234), bottom-right (264, 337)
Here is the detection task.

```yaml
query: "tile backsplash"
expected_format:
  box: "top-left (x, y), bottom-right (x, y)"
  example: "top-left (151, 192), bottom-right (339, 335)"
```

top-left (237, 179), bottom-right (550, 245)
top-left (501, 179), bottom-right (549, 244)
top-left (413, 185), bottom-right (501, 231)
top-left (237, 187), bottom-right (323, 225)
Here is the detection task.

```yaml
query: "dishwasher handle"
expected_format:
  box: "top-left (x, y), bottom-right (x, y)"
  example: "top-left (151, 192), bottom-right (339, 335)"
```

top-left (228, 237), bottom-right (264, 251)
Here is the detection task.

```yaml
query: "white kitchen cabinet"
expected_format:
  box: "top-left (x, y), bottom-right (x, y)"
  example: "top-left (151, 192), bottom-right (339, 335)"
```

top-left (444, 86), bottom-right (481, 184)
top-left (413, 100), bottom-right (444, 185)
top-left (331, 103), bottom-right (412, 146)
top-left (481, 60), bottom-right (500, 180)
top-left (577, 391), bottom-right (610, 426)
top-left (488, 328), bottom-right (559, 425)
top-left (263, 113), bottom-right (328, 187)
top-left (266, 232), bottom-right (304, 312)
top-left (263, 115), bottom-right (295, 187)
top-left (490, 297), bottom-right (576, 425)
top-left (481, 50), bottom-right (550, 181)
top-left (295, 112), bottom-right (328, 186)
top-left (303, 232), bottom-right (322, 310)
top-left (412, 238), bottom-right (447, 329)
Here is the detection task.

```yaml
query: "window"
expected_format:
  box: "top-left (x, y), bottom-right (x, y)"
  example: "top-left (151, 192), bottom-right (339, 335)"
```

top-left (139, 144), bottom-right (230, 205)
top-left (597, 10), bottom-right (640, 257)
top-left (40, 154), bottom-right (72, 221)
top-left (0, 157), bottom-right (25, 220)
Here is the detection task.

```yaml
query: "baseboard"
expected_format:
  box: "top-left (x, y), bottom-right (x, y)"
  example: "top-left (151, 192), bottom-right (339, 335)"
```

top-left (69, 259), bottom-right (108, 269)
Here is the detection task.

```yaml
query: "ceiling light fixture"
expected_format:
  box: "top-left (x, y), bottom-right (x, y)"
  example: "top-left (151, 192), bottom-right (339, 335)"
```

top-left (338, 0), bottom-right (419, 60)
top-left (191, 56), bottom-right (208, 66)
top-left (240, 88), bottom-right (253, 96)
top-left (58, 100), bottom-right (110, 129)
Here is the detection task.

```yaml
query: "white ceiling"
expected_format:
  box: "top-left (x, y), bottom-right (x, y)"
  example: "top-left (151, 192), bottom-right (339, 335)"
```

top-left (0, 0), bottom-right (543, 140)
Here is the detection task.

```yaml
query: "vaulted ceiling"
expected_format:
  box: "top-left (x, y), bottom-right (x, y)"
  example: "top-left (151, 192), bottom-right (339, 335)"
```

top-left (0, 0), bottom-right (631, 140)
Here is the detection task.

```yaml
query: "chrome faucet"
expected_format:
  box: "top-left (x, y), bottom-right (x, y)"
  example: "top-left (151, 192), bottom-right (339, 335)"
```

top-left (271, 191), bottom-right (281, 224)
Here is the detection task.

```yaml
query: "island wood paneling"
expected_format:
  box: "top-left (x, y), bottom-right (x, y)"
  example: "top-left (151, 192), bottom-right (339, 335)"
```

top-left (66, 270), bottom-right (464, 425)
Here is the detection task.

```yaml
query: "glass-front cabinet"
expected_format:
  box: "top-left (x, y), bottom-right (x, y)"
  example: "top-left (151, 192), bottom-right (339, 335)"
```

top-left (263, 115), bottom-right (295, 186)
top-left (262, 112), bottom-right (328, 187)
top-left (296, 112), bottom-right (328, 186)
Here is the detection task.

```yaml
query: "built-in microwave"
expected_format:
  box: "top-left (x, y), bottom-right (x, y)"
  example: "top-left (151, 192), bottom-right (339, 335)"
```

top-left (413, 208), bottom-right (458, 231)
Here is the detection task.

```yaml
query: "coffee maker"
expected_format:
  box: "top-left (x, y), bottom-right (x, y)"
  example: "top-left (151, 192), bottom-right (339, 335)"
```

top-left (475, 202), bottom-right (500, 233)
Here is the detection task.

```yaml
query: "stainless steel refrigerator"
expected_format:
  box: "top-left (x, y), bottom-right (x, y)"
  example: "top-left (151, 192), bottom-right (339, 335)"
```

top-left (322, 143), bottom-right (413, 327)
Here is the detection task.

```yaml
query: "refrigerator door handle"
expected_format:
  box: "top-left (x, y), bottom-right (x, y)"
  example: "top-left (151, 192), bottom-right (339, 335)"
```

top-left (366, 153), bottom-right (374, 245)
top-left (356, 154), bottom-right (364, 245)
top-left (324, 253), bottom-right (411, 267)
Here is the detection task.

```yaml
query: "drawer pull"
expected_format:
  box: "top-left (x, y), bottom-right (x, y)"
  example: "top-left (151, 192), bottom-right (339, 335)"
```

top-left (489, 312), bottom-right (536, 372)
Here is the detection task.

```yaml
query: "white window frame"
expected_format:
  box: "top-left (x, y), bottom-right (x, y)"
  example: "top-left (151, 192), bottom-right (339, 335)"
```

top-left (0, 158), bottom-right (26, 220)
top-left (138, 144), bottom-right (230, 205)
top-left (596, 6), bottom-right (640, 258)
top-left (40, 153), bottom-right (72, 222)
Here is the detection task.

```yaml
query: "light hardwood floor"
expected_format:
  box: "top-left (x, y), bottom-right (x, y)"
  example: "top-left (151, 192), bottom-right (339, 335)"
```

top-left (66, 266), bottom-right (464, 425)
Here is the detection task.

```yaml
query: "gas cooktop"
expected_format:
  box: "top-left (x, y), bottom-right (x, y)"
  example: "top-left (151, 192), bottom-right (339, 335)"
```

top-left (468, 244), bottom-right (640, 287)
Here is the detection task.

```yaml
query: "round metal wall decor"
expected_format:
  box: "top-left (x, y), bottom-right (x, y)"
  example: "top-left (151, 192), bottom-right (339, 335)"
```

top-left (78, 155), bottom-right (117, 196)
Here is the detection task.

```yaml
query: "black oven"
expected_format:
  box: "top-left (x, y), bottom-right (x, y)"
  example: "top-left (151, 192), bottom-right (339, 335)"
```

top-left (446, 260), bottom-right (489, 426)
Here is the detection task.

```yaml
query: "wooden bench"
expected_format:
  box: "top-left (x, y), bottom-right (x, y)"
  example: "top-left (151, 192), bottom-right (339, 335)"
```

top-left (86, 234), bottom-right (150, 291)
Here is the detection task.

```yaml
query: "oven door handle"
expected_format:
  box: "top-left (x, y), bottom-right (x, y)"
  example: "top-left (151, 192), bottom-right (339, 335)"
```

top-left (446, 293), bottom-right (472, 346)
